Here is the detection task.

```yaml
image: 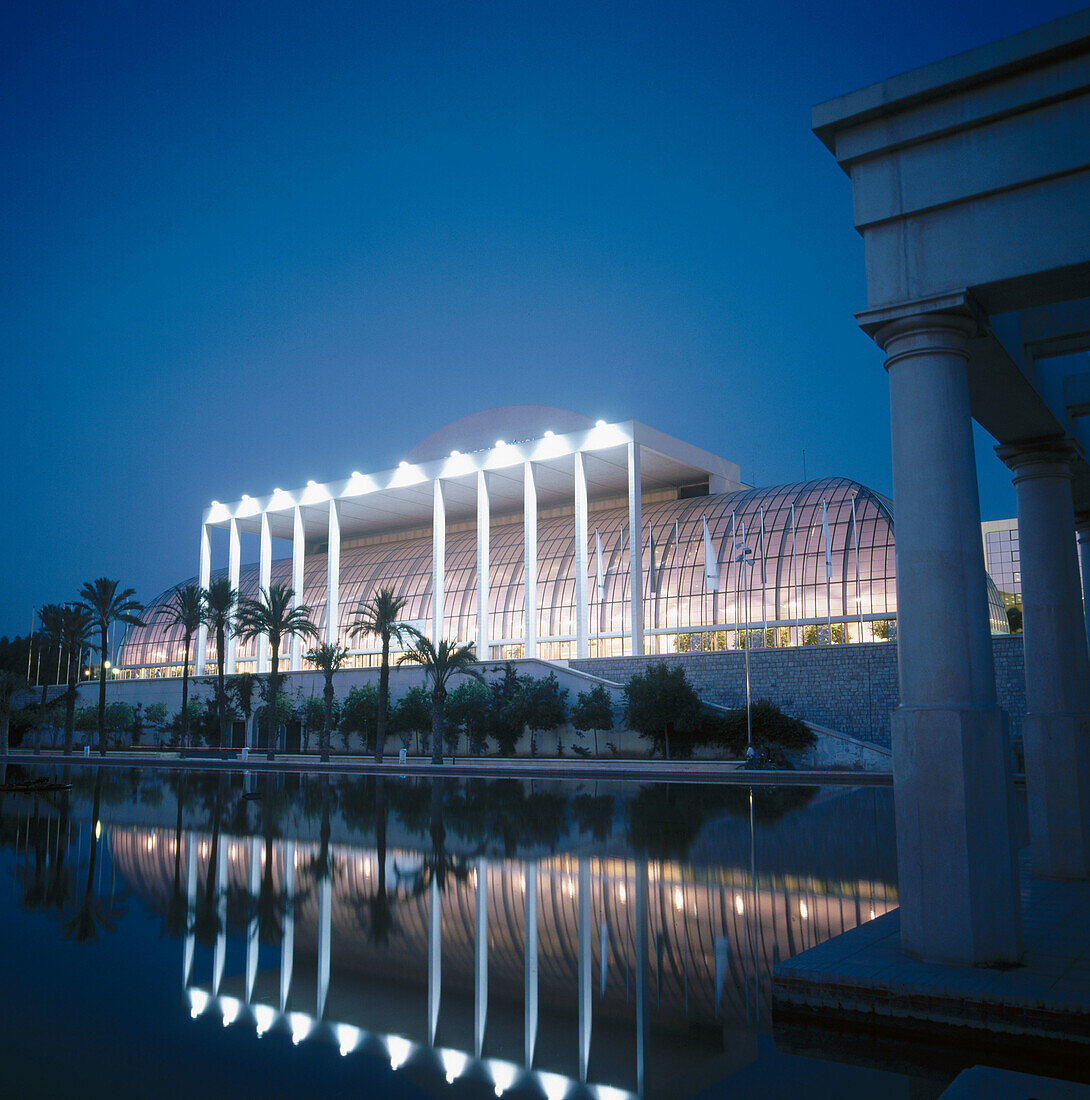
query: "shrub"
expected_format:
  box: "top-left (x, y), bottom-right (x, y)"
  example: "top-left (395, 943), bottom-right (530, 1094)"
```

top-left (699, 699), bottom-right (815, 754)
top-left (623, 663), bottom-right (702, 759)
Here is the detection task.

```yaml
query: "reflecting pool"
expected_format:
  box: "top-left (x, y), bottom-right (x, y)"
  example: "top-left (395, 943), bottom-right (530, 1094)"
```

top-left (0, 765), bottom-right (945, 1098)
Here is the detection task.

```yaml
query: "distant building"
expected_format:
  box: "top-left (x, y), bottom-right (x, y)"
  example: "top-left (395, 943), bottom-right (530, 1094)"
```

top-left (981, 518), bottom-right (1022, 609)
top-left (117, 405), bottom-right (1010, 678)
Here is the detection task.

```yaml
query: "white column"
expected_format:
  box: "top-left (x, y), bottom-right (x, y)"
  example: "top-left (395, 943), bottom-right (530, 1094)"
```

top-left (291, 506), bottom-right (305, 671)
top-left (1077, 515), bottom-right (1090, 660)
top-left (196, 525), bottom-right (211, 676)
top-left (326, 500), bottom-right (340, 647)
top-left (578, 859), bottom-right (592, 1082)
top-left (226, 518), bottom-right (240, 673)
top-left (433, 480), bottom-right (446, 642)
top-left (281, 840), bottom-right (295, 1011)
top-left (257, 512), bottom-right (272, 674)
top-left (627, 443), bottom-right (644, 656)
top-left (524, 462), bottom-right (538, 658)
top-left (877, 311), bottom-right (1021, 964)
top-left (999, 441), bottom-right (1090, 878)
top-left (574, 452), bottom-right (589, 658)
top-left (428, 874), bottom-right (441, 1045)
top-left (317, 869), bottom-right (332, 1019)
top-left (474, 858), bottom-right (488, 1058)
top-left (477, 470), bottom-right (490, 659)
top-left (246, 838), bottom-right (261, 1002)
top-left (524, 862), bottom-right (538, 1068)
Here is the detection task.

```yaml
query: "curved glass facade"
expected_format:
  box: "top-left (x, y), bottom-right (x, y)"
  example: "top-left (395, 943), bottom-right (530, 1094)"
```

top-left (119, 477), bottom-right (1008, 676)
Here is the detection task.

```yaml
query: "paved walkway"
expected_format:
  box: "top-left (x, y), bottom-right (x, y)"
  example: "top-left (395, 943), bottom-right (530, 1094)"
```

top-left (773, 852), bottom-right (1090, 1046)
top-left (3, 749), bottom-right (894, 784)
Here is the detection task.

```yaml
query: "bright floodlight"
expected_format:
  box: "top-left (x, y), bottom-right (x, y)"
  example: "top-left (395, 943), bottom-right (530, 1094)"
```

top-left (441, 1048), bottom-right (468, 1084)
top-left (495, 439), bottom-right (506, 447)
top-left (544, 430), bottom-right (554, 437)
top-left (289, 1011), bottom-right (311, 1045)
top-left (220, 995), bottom-right (241, 1028)
top-left (253, 1004), bottom-right (276, 1036)
top-left (188, 988), bottom-right (209, 1019)
top-left (307, 479), bottom-right (317, 486)
top-left (538, 1071), bottom-right (570, 1100)
top-left (450, 450), bottom-right (460, 457)
top-left (241, 494), bottom-right (252, 501)
top-left (337, 1023), bottom-right (362, 1057)
top-left (386, 1034), bottom-right (412, 1071)
top-left (489, 1060), bottom-right (518, 1096)
top-left (274, 487), bottom-right (283, 493)
top-left (211, 500), bottom-right (219, 507)
top-left (351, 471), bottom-right (362, 478)
top-left (596, 419), bottom-right (606, 427)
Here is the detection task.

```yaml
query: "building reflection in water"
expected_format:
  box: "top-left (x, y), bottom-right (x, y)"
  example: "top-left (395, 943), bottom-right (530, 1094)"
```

top-left (7, 774), bottom-right (896, 1099)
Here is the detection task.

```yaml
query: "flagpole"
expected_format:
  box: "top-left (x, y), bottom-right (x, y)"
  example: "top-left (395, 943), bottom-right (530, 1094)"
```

top-left (790, 504), bottom-right (799, 647)
top-left (851, 495), bottom-right (863, 643)
top-left (759, 507), bottom-right (768, 647)
top-left (734, 525), bottom-right (753, 750)
top-left (27, 608), bottom-right (35, 680)
top-left (822, 500), bottom-right (833, 643)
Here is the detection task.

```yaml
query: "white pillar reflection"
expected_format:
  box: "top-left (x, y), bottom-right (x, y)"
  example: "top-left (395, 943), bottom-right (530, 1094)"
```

top-left (578, 859), bottom-right (592, 1082)
top-left (428, 873), bottom-right (442, 1046)
top-left (246, 837), bottom-right (260, 1002)
top-left (317, 866), bottom-right (331, 1020)
top-left (213, 844), bottom-right (228, 995)
top-left (475, 857), bottom-right (489, 1058)
top-left (281, 839), bottom-right (295, 1012)
top-left (524, 860), bottom-right (538, 1068)
top-left (183, 831), bottom-right (196, 987)
top-left (635, 859), bottom-right (649, 1100)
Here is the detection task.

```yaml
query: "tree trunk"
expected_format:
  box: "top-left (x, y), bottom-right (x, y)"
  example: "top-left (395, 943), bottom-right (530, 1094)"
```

top-left (430, 687), bottom-right (445, 765)
top-left (63, 659), bottom-right (77, 756)
top-left (216, 627), bottom-right (227, 759)
top-left (376, 635), bottom-right (389, 763)
top-left (267, 646), bottom-right (279, 762)
top-left (180, 633), bottom-right (191, 753)
top-left (320, 677), bottom-right (333, 763)
top-left (98, 624), bottom-right (108, 756)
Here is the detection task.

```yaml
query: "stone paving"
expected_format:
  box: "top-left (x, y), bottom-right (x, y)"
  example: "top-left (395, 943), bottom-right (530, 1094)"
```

top-left (773, 852), bottom-right (1090, 1044)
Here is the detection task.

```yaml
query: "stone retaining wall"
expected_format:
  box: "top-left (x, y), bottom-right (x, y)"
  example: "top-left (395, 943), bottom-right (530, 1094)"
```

top-left (571, 635), bottom-right (1027, 750)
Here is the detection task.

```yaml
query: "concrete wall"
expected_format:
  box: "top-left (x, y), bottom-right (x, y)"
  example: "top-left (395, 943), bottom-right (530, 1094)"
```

top-left (572, 635), bottom-right (1027, 751)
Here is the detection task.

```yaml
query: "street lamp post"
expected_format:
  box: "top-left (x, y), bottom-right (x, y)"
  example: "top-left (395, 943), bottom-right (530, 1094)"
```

top-left (734, 538), bottom-right (754, 751)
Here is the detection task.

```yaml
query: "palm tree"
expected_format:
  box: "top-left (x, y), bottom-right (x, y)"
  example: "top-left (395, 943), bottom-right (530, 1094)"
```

top-left (0, 668), bottom-right (29, 756)
top-left (79, 579), bottom-right (145, 756)
top-left (306, 643), bottom-right (350, 763)
top-left (349, 589), bottom-right (408, 764)
top-left (227, 672), bottom-right (262, 751)
top-left (59, 604), bottom-right (94, 756)
top-left (201, 579), bottom-right (237, 759)
top-left (398, 633), bottom-right (482, 764)
top-left (157, 584), bottom-right (204, 752)
top-left (235, 583), bottom-right (318, 761)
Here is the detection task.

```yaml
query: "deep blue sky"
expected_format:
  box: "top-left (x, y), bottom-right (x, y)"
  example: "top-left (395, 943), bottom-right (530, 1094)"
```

top-left (2, 0), bottom-right (1083, 634)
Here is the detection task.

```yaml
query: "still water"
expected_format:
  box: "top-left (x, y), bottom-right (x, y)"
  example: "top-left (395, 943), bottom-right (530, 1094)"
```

top-left (0, 765), bottom-right (944, 1098)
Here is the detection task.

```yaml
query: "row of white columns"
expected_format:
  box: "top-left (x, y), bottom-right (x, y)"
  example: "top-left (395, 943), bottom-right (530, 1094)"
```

top-left (184, 837), bottom-right (651, 1093)
top-left (196, 445), bottom-right (648, 674)
top-left (873, 308), bottom-right (1090, 968)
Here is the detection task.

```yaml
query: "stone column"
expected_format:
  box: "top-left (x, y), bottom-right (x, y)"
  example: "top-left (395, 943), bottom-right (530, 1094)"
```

top-left (290, 506), bottom-right (305, 672)
top-left (477, 470), bottom-right (490, 659)
top-left (524, 462), bottom-right (538, 659)
top-left (257, 512), bottom-right (272, 674)
top-left (226, 518), bottom-right (240, 674)
top-left (628, 442), bottom-right (645, 656)
top-left (195, 526), bottom-right (211, 676)
top-left (326, 500), bottom-right (340, 646)
top-left (432, 480), bottom-right (445, 642)
top-left (1077, 514), bottom-right (1090, 659)
top-left (875, 310), bottom-right (1022, 965)
top-left (999, 440), bottom-right (1090, 878)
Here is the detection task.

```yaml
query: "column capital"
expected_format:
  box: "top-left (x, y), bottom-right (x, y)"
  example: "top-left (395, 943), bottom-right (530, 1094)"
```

top-left (996, 436), bottom-right (1079, 483)
top-left (856, 290), bottom-right (985, 350)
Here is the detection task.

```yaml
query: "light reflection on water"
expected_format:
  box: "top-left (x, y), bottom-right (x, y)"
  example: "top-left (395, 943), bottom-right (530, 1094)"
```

top-left (0, 766), bottom-right (899, 1098)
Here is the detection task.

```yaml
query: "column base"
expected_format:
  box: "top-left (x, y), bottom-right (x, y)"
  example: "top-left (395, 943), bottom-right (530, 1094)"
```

top-left (1023, 712), bottom-right (1090, 879)
top-left (892, 705), bottom-right (1023, 966)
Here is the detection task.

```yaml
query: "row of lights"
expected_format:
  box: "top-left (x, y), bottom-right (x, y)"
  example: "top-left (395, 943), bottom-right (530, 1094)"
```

top-left (187, 989), bottom-right (631, 1100)
top-left (213, 421), bottom-right (613, 507)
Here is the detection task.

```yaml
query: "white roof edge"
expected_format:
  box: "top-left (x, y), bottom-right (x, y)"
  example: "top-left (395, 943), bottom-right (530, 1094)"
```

top-left (812, 7), bottom-right (1090, 152)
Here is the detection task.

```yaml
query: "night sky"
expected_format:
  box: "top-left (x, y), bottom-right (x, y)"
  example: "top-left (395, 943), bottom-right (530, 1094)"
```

top-left (2, 0), bottom-right (1083, 634)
